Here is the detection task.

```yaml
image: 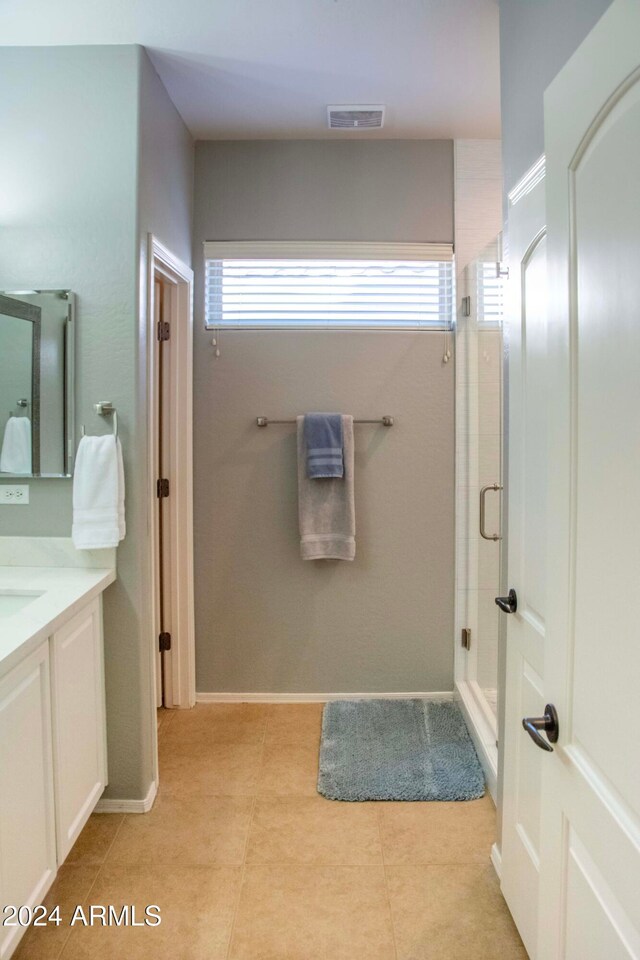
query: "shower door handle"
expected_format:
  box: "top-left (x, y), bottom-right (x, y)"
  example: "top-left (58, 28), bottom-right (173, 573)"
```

top-left (480, 484), bottom-right (502, 541)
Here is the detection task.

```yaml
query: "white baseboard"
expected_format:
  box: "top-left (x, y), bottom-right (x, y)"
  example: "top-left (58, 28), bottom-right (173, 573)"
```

top-left (491, 842), bottom-right (502, 879)
top-left (196, 690), bottom-right (455, 704)
top-left (95, 778), bottom-right (157, 814)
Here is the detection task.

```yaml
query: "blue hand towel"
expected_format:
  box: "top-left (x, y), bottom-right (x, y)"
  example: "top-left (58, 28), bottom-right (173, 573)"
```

top-left (304, 413), bottom-right (344, 479)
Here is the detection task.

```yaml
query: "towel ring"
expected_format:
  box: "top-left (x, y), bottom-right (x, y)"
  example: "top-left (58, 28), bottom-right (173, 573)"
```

top-left (81, 402), bottom-right (118, 439)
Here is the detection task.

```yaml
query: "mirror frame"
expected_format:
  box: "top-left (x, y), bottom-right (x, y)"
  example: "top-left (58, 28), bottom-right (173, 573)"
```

top-left (0, 290), bottom-right (75, 478)
top-left (0, 293), bottom-right (41, 475)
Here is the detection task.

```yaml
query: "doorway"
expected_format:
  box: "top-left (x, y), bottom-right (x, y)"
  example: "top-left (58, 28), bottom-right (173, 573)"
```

top-left (147, 236), bottom-right (196, 715)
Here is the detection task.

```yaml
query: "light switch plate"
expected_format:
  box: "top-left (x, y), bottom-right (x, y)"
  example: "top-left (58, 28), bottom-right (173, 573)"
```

top-left (0, 485), bottom-right (30, 504)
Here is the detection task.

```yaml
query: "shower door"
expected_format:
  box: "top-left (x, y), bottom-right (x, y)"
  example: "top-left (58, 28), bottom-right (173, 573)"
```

top-left (455, 243), bottom-right (504, 794)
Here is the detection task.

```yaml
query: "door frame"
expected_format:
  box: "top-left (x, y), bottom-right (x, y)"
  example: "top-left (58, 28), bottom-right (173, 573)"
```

top-left (147, 235), bottom-right (195, 716)
top-left (499, 158), bottom-right (547, 960)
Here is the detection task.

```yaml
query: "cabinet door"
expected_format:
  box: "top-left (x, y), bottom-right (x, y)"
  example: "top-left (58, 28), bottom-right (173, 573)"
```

top-left (0, 643), bottom-right (57, 960)
top-left (50, 597), bottom-right (107, 863)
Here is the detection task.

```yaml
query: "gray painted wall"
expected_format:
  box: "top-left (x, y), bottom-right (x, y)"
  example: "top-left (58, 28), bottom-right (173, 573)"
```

top-left (193, 140), bottom-right (454, 693)
top-left (133, 50), bottom-right (195, 790)
top-left (138, 50), bottom-right (194, 270)
top-left (194, 331), bottom-right (454, 693)
top-left (0, 45), bottom-right (193, 800)
top-left (0, 46), bottom-right (139, 540)
top-left (499, 0), bottom-right (613, 192)
top-left (194, 140), bottom-right (453, 243)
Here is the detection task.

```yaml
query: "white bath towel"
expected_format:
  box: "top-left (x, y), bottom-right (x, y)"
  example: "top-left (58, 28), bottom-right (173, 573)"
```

top-left (72, 435), bottom-right (126, 550)
top-left (0, 416), bottom-right (32, 474)
top-left (297, 414), bottom-right (355, 561)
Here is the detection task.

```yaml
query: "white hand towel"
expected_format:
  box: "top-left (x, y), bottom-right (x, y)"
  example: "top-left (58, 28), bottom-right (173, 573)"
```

top-left (297, 414), bottom-right (355, 561)
top-left (72, 435), bottom-right (126, 550)
top-left (0, 416), bottom-right (32, 474)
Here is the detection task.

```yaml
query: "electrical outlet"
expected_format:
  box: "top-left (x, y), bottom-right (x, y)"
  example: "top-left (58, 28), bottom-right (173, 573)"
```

top-left (0, 485), bottom-right (30, 505)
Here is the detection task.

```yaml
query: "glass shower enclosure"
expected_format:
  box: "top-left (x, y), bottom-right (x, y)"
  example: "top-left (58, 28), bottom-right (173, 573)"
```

top-left (455, 238), bottom-right (505, 797)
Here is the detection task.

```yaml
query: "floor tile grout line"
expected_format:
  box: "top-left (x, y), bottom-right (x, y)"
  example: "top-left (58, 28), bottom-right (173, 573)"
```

top-left (377, 806), bottom-right (400, 960)
top-left (100, 810), bottom-right (128, 864)
top-left (225, 795), bottom-right (257, 959)
top-left (44, 811), bottom-right (129, 960)
top-left (80, 810), bottom-right (128, 899)
top-left (224, 715), bottom-right (266, 959)
top-left (52, 924), bottom-right (74, 960)
top-left (57, 863), bottom-right (105, 959)
top-left (55, 838), bottom-right (116, 960)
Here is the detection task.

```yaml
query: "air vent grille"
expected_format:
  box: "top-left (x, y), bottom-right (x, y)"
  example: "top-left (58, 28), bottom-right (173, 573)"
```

top-left (327, 105), bottom-right (385, 129)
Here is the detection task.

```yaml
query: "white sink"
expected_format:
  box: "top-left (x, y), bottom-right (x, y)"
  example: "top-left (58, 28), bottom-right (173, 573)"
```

top-left (0, 590), bottom-right (44, 618)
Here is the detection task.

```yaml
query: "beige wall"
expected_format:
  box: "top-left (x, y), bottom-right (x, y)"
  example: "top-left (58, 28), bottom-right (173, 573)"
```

top-left (194, 330), bottom-right (454, 693)
top-left (193, 139), bottom-right (456, 693)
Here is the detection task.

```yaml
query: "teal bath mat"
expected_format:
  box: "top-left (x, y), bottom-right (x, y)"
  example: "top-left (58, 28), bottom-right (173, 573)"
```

top-left (318, 699), bottom-right (485, 801)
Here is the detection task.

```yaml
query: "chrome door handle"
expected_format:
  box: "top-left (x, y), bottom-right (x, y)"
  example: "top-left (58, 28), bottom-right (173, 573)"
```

top-left (480, 484), bottom-right (502, 540)
top-left (522, 704), bottom-right (559, 752)
top-left (495, 589), bottom-right (517, 614)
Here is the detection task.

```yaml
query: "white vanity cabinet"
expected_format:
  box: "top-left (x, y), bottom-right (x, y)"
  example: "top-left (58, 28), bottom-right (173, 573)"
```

top-left (0, 584), bottom-right (109, 960)
top-left (0, 642), bottom-right (57, 960)
top-left (50, 597), bottom-right (107, 863)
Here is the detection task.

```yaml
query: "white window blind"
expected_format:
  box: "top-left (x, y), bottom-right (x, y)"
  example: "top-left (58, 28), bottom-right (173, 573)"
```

top-left (203, 242), bottom-right (454, 330)
top-left (477, 262), bottom-right (505, 324)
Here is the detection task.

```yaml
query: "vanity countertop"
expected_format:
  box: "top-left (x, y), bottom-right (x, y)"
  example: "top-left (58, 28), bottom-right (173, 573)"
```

top-left (0, 564), bottom-right (116, 677)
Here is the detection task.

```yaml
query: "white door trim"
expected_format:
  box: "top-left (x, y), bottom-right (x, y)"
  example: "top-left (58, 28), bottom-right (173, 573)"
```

top-left (147, 236), bottom-right (195, 722)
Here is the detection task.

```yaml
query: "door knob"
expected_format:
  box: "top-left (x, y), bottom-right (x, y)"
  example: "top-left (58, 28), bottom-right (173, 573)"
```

top-left (495, 589), bottom-right (517, 614)
top-left (522, 704), bottom-right (559, 752)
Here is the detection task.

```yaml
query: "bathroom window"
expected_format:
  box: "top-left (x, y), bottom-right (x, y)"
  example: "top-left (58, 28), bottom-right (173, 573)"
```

top-left (476, 261), bottom-right (505, 324)
top-left (204, 241), bottom-right (454, 330)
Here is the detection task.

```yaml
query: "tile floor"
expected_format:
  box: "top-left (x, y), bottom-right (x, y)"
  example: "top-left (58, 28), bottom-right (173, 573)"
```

top-left (14, 703), bottom-right (527, 959)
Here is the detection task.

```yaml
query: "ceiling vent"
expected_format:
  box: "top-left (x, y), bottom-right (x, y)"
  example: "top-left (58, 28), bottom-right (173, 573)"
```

top-left (327, 105), bottom-right (385, 129)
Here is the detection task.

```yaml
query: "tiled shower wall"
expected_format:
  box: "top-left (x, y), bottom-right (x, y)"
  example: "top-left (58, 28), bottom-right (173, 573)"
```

top-left (453, 141), bottom-right (503, 707)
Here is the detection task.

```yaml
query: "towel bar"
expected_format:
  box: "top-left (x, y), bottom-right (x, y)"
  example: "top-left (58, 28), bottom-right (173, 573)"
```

top-left (256, 416), bottom-right (394, 427)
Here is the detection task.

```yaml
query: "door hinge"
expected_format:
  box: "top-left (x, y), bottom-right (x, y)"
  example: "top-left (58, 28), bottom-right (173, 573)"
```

top-left (159, 632), bottom-right (172, 652)
top-left (461, 295), bottom-right (471, 317)
top-left (157, 320), bottom-right (170, 342)
top-left (156, 478), bottom-right (170, 498)
top-left (461, 628), bottom-right (471, 650)
top-left (497, 262), bottom-right (509, 279)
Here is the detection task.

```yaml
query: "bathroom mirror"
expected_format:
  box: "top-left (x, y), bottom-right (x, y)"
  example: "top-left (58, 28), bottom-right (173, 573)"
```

top-left (0, 290), bottom-right (75, 478)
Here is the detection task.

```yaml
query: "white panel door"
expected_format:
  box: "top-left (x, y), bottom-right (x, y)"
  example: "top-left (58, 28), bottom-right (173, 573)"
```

top-left (539, 1), bottom-right (640, 955)
top-left (50, 597), bottom-right (107, 863)
top-left (500, 172), bottom-right (547, 960)
top-left (0, 642), bottom-right (56, 960)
